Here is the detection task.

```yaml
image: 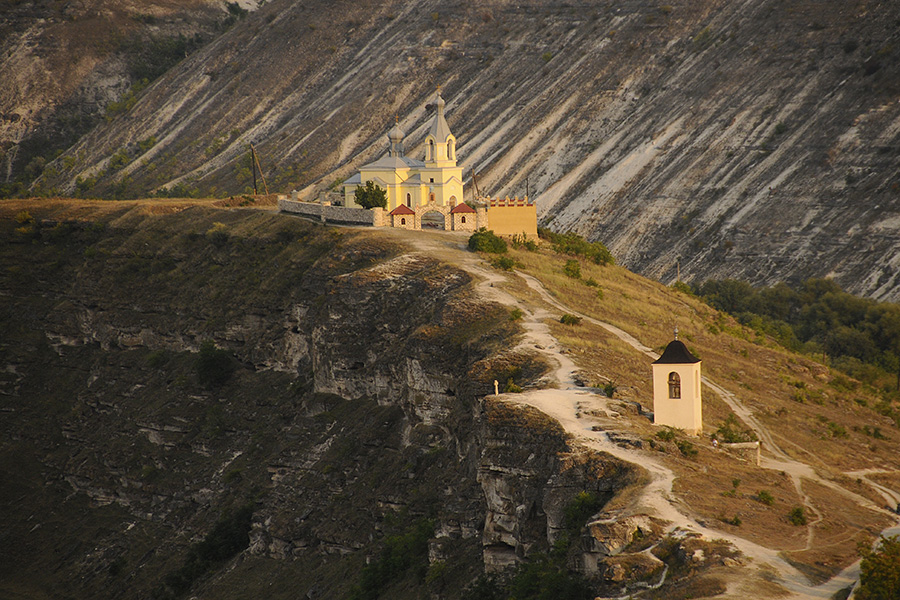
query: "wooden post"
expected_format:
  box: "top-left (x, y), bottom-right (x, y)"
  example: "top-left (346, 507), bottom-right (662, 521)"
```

top-left (250, 142), bottom-right (269, 196)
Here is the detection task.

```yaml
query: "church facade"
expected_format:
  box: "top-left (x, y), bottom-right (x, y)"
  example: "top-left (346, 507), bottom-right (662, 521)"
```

top-left (342, 90), bottom-right (464, 211)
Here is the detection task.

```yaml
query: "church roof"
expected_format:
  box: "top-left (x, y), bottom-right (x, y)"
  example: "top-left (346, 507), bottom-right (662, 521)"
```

top-left (428, 90), bottom-right (453, 143)
top-left (653, 340), bottom-right (700, 364)
top-left (450, 203), bottom-right (475, 214)
top-left (362, 155), bottom-right (412, 170)
top-left (389, 204), bottom-right (415, 215)
top-left (342, 173), bottom-right (362, 185)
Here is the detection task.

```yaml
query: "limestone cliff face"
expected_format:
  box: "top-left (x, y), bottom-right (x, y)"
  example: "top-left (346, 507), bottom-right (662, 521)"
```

top-left (10, 0), bottom-right (899, 300)
top-left (0, 205), bottom-right (637, 598)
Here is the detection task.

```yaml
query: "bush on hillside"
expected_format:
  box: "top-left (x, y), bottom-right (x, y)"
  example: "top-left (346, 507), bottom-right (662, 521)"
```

top-left (538, 228), bottom-right (615, 265)
top-left (468, 228), bottom-right (507, 254)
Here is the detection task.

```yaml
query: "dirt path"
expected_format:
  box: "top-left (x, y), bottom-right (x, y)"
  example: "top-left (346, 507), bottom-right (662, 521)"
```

top-left (375, 229), bottom-right (900, 598)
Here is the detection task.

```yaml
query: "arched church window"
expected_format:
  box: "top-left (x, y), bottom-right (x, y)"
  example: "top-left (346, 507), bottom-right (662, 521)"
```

top-left (449, 195), bottom-right (457, 206)
top-left (461, 216), bottom-right (466, 224)
top-left (428, 139), bottom-right (434, 160)
top-left (668, 372), bottom-right (681, 399)
top-left (429, 192), bottom-right (435, 203)
top-left (401, 218), bottom-right (406, 225)
top-left (406, 193), bottom-right (411, 207)
top-left (447, 141), bottom-right (453, 160)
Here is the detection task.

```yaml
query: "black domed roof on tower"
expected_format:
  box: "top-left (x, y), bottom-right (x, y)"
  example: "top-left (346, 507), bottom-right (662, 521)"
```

top-left (652, 340), bottom-right (700, 364)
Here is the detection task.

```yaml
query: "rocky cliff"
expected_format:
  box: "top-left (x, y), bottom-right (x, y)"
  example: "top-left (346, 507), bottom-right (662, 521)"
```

top-left (0, 203), bottom-right (642, 599)
top-left (4, 0), bottom-right (899, 300)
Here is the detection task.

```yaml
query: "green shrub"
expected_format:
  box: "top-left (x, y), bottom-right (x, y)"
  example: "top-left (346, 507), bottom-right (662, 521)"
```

top-left (147, 349), bottom-right (167, 369)
top-left (563, 491), bottom-right (604, 534)
top-left (827, 421), bottom-right (848, 438)
top-left (722, 515), bottom-right (742, 527)
top-left (670, 281), bottom-right (693, 295)
top-left (677, 440), bottom-right (698, 457)
top-left (206, 222), bottom-right (229, 246)
top-left (349, 519), bottom-right (434, 600)
top-left (756, 490), bottom-right (775, 506)
top-left (656, 428), bottom-right (676, 442)
top-left (492, 256), bottom-right (516, 271)
top-left (160, 504), bottom-right (254, 597)
top-left (563, 259), bottom-right (581, 279)
top-left (602, 381), bottom-right (617, 398)
top-left (15, 210), bottom-right (34, 224)
top-left (584, 277), bottom-right (599, 287)
top-left (468, 228), bottom-right (507, 254)
top-left (195, 341), bottom-right (235, 388)
top-left (509, 308), bottom-right (524, 321)
top-left (504, 378), bottom-right (523, 393)
top-left (788, 506), bottom-right (807, 526)
top-left (538, 228), bottom-right (614, 265)
top-left (560, 314), bottom-right (582, 325)
top-left (715, 414), bottom-right (757, 443)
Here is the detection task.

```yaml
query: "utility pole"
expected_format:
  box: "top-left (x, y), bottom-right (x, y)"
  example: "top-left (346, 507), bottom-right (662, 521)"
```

top-left (526, 176), bottom-right (529, 199)
top-left (249, 142), bottom-right (269, 196)
top-left (250, 143), bottom-right (258, 195)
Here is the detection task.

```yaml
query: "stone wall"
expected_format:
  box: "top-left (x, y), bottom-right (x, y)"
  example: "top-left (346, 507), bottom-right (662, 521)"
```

top-left (279, 197), bottom-right (383, 226)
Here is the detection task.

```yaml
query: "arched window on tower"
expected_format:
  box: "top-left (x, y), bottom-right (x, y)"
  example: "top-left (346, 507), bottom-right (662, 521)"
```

top-left (447, 140), bottom-right (453, 160)
top-left (449, 195), bottom-right (457, 206)
top-left (428, 139), bottom-right (435, 161)
top-left (668, 372), bottom-right (681, 399)
top-left (406, 193), bottom-right (411, 207)
top-left (400, 218), bottom-right (406, 226)
top-left (461, 216), bottom-right (466, 224)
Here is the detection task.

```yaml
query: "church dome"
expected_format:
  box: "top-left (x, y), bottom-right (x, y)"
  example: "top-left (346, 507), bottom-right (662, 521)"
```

top-left (652, 340), bottom-right (700, 364)
top-left (388, 121), bottom-right (405, 143)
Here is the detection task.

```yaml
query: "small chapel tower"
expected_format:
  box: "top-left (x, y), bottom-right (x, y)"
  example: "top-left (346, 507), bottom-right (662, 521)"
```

top-left (651, 329), bottom-right (702, 436)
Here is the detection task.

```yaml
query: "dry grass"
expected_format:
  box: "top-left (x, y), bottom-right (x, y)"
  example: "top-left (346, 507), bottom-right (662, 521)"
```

top-left (498, 242), bottom-right (900, 576)
top-left (505, 244), bottom-right (900, 474)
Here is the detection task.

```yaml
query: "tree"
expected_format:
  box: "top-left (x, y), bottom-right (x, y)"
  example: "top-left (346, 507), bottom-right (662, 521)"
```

top-left (354, 180), bottom-right (388, 209)
top-left (856, 535), bottom-right (900, 600)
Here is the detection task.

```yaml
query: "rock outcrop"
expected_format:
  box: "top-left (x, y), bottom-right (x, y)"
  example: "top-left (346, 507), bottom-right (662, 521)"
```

top-left (0, 205), bottom-right (642, 598)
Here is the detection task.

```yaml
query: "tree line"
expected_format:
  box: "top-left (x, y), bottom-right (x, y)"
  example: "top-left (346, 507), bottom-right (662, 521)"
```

top-left (689, 278), bottom-right (900, 389)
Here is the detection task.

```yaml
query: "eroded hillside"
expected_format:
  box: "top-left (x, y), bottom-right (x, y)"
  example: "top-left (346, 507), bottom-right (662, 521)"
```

top-left (6, 0), bottom-right (900, 301)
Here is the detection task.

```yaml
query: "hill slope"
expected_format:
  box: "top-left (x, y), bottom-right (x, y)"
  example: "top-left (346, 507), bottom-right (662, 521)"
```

top-left (5, 0), bottom-right (899, 301)
top-left (3, 200), bottom-right (900, 599)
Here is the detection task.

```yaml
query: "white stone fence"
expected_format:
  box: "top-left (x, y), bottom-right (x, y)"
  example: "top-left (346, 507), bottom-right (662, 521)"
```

top-left (278, 197), bottom-right (384, 227)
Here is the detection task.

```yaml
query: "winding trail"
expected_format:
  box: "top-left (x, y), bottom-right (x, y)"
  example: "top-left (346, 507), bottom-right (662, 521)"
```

top-left (391, 230), bottom-right (900, 599)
